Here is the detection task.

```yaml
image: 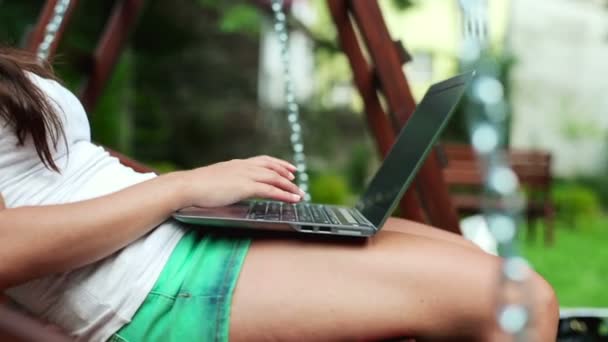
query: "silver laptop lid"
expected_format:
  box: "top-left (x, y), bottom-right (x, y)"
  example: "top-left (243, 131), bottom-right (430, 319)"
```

top-left (356, 72), bottom-right (473, 228)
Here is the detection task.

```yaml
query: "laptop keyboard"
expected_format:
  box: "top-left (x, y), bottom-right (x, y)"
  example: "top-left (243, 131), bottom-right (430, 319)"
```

top-left (247, 201), bottom-right (365, 226)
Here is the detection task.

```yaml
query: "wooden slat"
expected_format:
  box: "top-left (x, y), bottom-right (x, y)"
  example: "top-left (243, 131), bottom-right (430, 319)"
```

top-left (416, 152), bottom-right (461, 233)
top-left (345, 0), bottom-right (461, 233)
top-left (80, 0), bottom-right (145, 112)
top-left (327, 0), bottom-right (426, 223)
top-left (443, 143), bottom-right (555, 244)
top-left (443, 143), bottom-right (552, 164)
top-left (349, 1), bottom-right (416, 127)
top-left (443, 143), bottom-right (552, 188)
top-left (327, 2), bottom-right (393, 156)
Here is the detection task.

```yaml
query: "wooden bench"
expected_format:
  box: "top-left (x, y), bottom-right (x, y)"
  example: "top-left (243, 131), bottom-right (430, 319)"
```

top-left (441, 143), bottom-right (555, 245)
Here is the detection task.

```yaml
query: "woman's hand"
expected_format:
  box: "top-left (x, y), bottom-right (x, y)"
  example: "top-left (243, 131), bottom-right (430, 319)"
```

top-left (0, 193), bottom-right (5, 210)
top-left (177, 156), bottom-right (305, 208)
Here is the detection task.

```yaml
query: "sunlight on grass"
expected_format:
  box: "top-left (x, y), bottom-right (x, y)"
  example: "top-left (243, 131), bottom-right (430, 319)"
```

top-left (520, 216), bottom-right (608, 307)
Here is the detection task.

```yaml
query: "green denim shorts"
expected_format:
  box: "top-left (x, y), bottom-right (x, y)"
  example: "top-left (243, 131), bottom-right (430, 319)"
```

top-left (108, 229), bottom-right (251, 342)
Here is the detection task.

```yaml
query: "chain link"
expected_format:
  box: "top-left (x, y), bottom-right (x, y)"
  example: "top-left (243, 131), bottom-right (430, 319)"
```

top-left (270, 0), bottom-right (311, 201)
top-left (459, 0), bottom-right (532, 340)
top-left (36, 0), bottom-right (71, 61)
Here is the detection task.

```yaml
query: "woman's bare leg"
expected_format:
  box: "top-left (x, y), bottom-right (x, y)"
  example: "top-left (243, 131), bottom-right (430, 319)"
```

top-left (382, 218), bottom-right (484, 253)
top-left (230, 222), bottom-right (558, 341)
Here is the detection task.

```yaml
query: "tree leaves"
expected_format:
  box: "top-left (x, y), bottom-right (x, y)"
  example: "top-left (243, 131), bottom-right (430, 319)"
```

top-left (219, 4), bottom-right (262, 35)
top-left (197, 0), bottom-right (262, 36)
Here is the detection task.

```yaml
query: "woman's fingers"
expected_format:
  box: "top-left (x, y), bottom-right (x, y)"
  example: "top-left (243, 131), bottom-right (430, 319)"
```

top-left (251, 183), bottom-right (301, 203)
top-left (250, 159), bottom-right (295, 180)
top-left (250, 167), bottom-right (303, 197)
top-left (249, 156), bottom-right (297, 173)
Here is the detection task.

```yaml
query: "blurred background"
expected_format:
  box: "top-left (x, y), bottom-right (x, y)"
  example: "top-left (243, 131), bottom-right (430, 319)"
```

top-left (1, 0), bottom-right (608, 316)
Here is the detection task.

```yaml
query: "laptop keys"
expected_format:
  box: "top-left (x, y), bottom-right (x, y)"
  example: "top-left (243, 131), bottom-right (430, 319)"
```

top-left (309, 205), bottom-right (331, 224)
top-left (266, 202), bottom-right (281, 221)
top-left (248, 201), bottom-right (363, 226)
top-left (249, 202), bottom-right (298, 222)
top-left (249, 202), bottom-right (268, 219)
top-left (323, 207), bottom-right (342, 225)
top-left (282, 204), bottom-right (297, 221)
top-left (295, 204), bottom-right (313, 222)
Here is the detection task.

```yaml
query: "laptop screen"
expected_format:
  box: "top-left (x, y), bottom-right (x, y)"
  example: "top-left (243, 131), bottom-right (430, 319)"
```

top-left (356, 72), bottom-right (473, 228)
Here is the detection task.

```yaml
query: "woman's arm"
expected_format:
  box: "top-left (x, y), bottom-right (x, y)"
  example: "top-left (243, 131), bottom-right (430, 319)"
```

top-left (0, 156), bottom-right (301, 290)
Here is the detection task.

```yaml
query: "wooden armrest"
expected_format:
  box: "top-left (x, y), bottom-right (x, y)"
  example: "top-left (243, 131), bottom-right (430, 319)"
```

top-left (104, 147), bottom-right (157, 174)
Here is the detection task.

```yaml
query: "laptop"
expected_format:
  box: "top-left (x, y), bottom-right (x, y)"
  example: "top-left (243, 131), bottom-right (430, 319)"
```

top-left (173, 71), bottom-right (473, 237)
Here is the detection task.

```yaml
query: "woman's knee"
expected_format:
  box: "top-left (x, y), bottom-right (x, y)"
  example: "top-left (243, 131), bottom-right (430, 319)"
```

top-left (536, 274), bottom-right (558, 311)
top-left (531, 272), bottom-right (559, 332)
top-left (488, 271), bottom-right (558, 340)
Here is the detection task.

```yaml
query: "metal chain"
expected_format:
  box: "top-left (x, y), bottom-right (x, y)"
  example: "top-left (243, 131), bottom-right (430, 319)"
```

top-left (270, 0), bottom-right (311, 201)
top-left (36, 0), bottom-right (71, 61)
top-left (459, 0), bottom-right (533, 340)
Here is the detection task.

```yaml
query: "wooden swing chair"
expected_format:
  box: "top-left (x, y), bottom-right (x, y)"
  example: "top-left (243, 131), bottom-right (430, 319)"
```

top-left (0, 0), bottom-right (462, 340)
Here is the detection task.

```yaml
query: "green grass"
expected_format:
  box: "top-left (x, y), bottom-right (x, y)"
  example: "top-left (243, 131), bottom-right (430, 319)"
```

top-left (520, 215), bottom-right (608, 307)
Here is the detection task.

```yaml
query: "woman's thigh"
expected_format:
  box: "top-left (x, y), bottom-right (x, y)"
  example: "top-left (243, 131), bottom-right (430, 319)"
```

top-left (381, 217), bottom-right (483, 253)
top-left (229, 224), bottom-right (557, 341)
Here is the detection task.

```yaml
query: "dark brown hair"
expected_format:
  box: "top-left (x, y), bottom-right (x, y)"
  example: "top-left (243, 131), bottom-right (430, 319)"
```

top-left (0, 47), bottom-right (64, 171)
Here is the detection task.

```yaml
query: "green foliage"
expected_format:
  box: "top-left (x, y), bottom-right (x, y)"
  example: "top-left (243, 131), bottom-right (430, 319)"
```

top-left (522, 217), bottom-right (608, 307)
top-left (219, 4), bottom-right (263, 35)
top-left (147, 161), bottom-right (180, 173)
top-left (0, 2), bottom-right (40, 45)
top-left (309, 173), bottom-right (352, 205)
top-left (346, 143), bottom-right (374, 193)
top-left (391, 0), bottom-right (418, 10)
top-left (577, 174), bottom-right (608, 210)
top-left (90, 49), bottom-right (135, 153)
top-left (553, 182), bottom-right (602, 226)
top-left (560, 118), bottom-right (605, 141)
top-left (197, 1), bottom-right (262, 36)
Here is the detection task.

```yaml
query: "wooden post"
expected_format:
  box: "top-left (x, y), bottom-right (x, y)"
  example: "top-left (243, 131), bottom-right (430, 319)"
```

top-left (328, 0), bottom-right (461, 233)
top-left (80, 0), bottom-right (145, 112)
top-left (328, 0), bottom-right (427, 223)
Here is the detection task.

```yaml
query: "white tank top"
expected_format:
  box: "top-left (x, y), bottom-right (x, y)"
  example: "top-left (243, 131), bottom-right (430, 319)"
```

top-left (0, 73), bottom-right (185, 341)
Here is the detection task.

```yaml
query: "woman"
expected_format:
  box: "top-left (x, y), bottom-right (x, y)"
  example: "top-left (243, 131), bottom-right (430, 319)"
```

top-left (0, 47), bottom-right (558, 341)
